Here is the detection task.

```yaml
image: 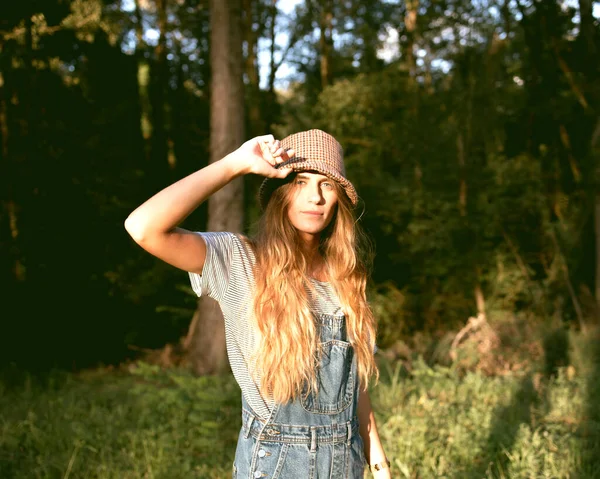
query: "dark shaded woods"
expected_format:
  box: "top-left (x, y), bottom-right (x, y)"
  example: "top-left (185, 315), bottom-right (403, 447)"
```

top-left (1, 0), bottom-right (599, 376)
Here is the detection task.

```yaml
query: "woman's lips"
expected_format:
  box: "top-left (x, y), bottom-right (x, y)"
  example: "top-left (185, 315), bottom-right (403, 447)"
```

top-left (301, 211), bottom-right (323, 215)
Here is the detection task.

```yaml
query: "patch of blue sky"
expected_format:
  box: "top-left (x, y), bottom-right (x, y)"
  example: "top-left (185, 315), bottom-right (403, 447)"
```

top-left (257, 0), bottom-right (303, 91)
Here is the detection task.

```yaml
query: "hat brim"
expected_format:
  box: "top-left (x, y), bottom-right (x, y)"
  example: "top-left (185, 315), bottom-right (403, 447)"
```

top-left (258, 156), bottom-right (358, 210)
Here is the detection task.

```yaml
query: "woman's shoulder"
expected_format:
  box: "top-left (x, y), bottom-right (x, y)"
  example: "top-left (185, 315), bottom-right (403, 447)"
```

top-left (197, 231), bottom-right (249, 243)
top-left (235, 234), bottom-right (257, 262)
top-left (200, 231), bottom-right (256, 260)
top-left (233, 233), bottom-right (254, 247)
top-left (230, 233), bottom-right (256, 254)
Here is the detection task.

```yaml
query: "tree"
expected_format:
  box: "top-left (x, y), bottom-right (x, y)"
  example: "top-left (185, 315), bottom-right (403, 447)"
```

top-left (186, 0), bottom-right (245, 374)
top-left (576, 0), bottom-right (600, 318)
top-left (242, 0), bottom-right (263, 137)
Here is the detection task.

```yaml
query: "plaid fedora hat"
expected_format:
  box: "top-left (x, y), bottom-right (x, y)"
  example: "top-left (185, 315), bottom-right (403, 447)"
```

top-left (258, 129), bottom-right (358, 209)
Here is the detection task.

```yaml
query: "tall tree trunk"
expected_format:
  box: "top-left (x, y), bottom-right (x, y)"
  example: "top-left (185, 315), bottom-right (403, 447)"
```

top-left (578, 0), bottom-right (596, 60)
top-left (404, 0), bottom-right (418, 79)
top-left (595, 189), bottom-right (600, 319)
top-left (2, 14), bottom-right (36, 283)
top-left (268, 0), bottom-right (277, 95)
top-left (458, 54), bottom-right (484, 319)
top-left (403, 0), bottom-right (421, 186)
top-left (578, 0), bottom-right (600, 319)
top-left (319, 0), bottom-right (333, 89)
top-left (593, 117), bottom-right (600, 320)
top-left (187, 0), bottom-right (245, 375)
top-left (171, 37), bottom-right (184, 171)
top-left (150, 0), bottom-right (170, 172)
top-left (0, 64), bottom-right (23, 282)
top-left (267, 0), bottom-right (298, 94)
top-left (457, 132), bottom-right (467, 217)
top-left (265, 0), bottom-right (278, 132)
top-left (134, 0), bottom-right (152, 163)
top-left (501, 0), bottom-right (511, 38)
top-left (458, 127), bottom-right (484, 318)
top-left (242, 0), bottom-right (263, 137)
top-left (475, 282), bottom-right (486, 318)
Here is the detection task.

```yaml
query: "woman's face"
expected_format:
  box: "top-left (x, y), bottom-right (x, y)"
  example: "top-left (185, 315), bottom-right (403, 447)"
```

top-left (286, 172), bottom-right (338, 241)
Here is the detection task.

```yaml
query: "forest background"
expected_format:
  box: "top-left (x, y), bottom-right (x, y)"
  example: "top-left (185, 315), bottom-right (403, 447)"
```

top-left (2, 0), bottom-right (600, 477)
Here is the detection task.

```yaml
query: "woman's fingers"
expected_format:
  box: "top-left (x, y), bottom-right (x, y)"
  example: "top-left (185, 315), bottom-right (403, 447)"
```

top-left (269, 139), bottom-right (280, 152)
top-left (257, 134), bottom-right (275, 144)
top-left (258, 139), bottom-right (277, 165)
top-left (275, 166), bottom-right (292, 179)
top-left (255, 136), bottom-right (296, 175)
top-left (257, 139), bottom-right (269, 156)
top-left (280, 147), bottom-right (295, 162)
top-left (259, 138), bottom-right (288, 165)
top-left (270, 141), bottom-right (285, 164)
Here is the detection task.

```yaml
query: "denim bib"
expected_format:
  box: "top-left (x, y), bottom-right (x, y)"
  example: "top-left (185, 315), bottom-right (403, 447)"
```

top-left (232, 313), bottom-right (366, 478)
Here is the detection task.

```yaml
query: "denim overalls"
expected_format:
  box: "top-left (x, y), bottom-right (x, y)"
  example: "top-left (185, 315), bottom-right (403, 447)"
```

top-left (232, 313), bottom-right (367, 479)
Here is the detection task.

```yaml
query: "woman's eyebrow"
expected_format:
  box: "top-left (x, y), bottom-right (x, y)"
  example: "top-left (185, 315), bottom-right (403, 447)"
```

top-left (296, 173), bottom-right (329, 181)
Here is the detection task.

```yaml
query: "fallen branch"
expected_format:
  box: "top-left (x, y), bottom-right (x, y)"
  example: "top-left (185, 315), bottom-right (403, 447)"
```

top-left (449, 312), bottom-right (487, 361)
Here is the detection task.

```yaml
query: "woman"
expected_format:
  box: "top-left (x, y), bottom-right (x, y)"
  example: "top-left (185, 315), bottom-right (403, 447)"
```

top-left (125, 129), bottom-right (391, 478)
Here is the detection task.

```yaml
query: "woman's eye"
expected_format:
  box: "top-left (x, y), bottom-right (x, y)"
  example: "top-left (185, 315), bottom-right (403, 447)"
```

top-left (295, 179), bottom-right (305, 185)
top-left (323, 182), bottom-right (333, 189)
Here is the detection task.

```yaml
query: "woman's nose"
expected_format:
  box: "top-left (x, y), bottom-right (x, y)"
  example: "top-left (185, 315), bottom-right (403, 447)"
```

top-left (308, 187), bottom-right (322, 203)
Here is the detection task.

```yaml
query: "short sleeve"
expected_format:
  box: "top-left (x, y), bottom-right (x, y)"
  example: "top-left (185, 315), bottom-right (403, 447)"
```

top-left (188, 232), bottom-right (236, 302)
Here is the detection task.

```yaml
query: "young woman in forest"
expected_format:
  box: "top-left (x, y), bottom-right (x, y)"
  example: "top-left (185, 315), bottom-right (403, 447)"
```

top-left (125, 129), bottom-right (391, 478)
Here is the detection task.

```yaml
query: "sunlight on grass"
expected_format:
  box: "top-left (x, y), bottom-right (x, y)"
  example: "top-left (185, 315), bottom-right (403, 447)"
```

top-left (1, 327), bottom-right (599, 478)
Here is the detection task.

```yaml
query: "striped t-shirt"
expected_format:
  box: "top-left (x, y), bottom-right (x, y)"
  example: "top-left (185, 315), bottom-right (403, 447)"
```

top-left (188, 232), bottom-right (344, 419)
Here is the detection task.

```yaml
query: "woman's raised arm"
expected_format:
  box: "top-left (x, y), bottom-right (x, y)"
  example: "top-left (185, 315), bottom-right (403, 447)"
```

top-left (124, 135), bottom-right (293, 274)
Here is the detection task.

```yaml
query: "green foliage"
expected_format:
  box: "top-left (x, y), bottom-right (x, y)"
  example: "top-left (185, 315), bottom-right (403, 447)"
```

top-left (2, 325), bottom-right (600, 478)
top-left (369, 282), bottom-right (409, 349)
top-left (309, 13), bottom-right (598, 336)
top-left (0, 363), bottom-right (241, 479)
top-left (372, 327), bottom-right (600, 478)
top-left (3, 0), bottom-right (600, 376)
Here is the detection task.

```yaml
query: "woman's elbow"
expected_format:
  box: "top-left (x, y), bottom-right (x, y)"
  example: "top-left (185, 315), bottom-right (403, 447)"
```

top-left (124, 214), bottom-right (148, 244)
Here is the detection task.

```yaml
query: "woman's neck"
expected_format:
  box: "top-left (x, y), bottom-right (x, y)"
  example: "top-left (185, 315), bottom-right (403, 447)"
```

top-left (300, 243), bottom-right (327, 281)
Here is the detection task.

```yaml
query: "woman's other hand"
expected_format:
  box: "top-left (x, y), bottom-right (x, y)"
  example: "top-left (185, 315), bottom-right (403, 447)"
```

top-left (372, 467), bottom-right (392, 479)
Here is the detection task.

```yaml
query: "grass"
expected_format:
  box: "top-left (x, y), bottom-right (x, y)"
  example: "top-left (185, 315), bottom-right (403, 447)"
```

top-left (0, 363), bottom-right (241, 478)
top-left (374, 359), bottom-right (594, 478)
top-left (1, 325), bottom-right (599, 478)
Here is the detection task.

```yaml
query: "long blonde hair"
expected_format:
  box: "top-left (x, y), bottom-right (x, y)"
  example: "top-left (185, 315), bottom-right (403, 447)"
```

top-left (248, 176), bottom-right (379, 403)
